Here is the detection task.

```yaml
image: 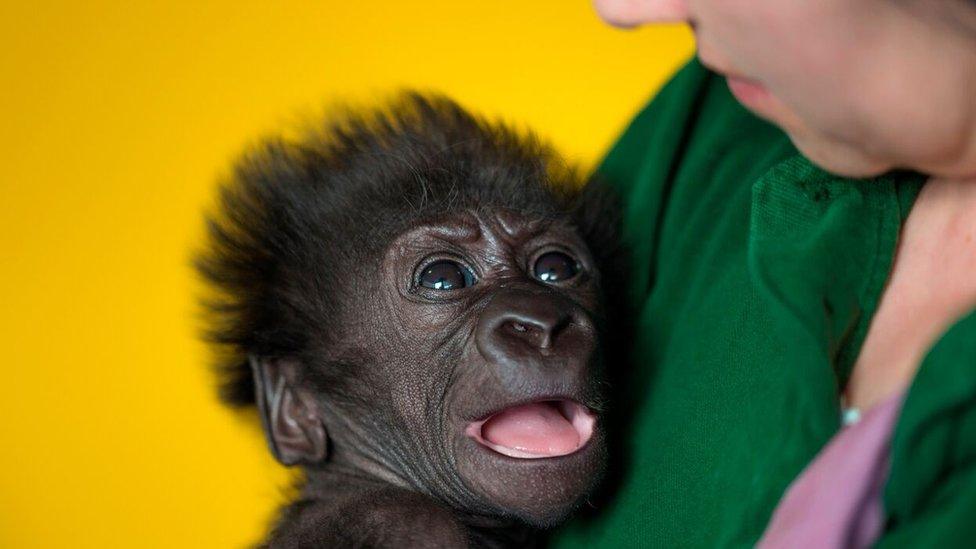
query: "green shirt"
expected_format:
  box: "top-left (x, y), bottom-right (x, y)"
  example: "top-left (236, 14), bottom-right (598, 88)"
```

top-left (553, 59), bottom-right (976, 547)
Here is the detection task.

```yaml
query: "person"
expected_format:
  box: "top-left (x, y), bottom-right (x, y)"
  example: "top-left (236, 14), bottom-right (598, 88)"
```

top-left (553, 0), bottom-right (976, 546)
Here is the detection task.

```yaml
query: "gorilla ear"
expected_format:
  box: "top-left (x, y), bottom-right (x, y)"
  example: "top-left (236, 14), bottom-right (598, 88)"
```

top-left (249, 356), bottom-right (328, 466)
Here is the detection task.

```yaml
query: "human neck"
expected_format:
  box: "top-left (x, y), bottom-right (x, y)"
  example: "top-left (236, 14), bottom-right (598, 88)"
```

top-left (905, 175), bottom-right (976, 316)
top-left (845, 175), bottom-right (976, 411)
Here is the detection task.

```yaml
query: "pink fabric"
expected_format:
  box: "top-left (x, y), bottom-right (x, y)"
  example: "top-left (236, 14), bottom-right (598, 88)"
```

top-left (758, 391), bottom-right (905, 549)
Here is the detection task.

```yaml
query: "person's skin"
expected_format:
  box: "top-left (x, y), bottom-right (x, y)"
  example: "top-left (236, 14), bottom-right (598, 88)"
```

top-left (594, 0), bottom-right (976, 411)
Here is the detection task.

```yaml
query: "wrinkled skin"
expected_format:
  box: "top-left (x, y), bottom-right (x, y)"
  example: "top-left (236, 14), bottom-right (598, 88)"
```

top-left (198, 95), bottom-right (617, 547)
top-left (258, 213), bottom-right (607, 547)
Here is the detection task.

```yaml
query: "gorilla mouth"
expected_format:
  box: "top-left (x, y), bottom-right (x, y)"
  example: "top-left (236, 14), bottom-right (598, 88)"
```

top-left (465, 400), bottom-right (596, 459)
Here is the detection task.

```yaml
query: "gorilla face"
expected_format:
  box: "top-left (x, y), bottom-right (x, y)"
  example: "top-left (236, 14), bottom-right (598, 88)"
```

top-left (367, 211), bottom-right (607, 526)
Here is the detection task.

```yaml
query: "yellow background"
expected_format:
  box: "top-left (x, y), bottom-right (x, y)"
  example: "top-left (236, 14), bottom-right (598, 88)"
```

top-left (0, 2), bottom-right (692, 547)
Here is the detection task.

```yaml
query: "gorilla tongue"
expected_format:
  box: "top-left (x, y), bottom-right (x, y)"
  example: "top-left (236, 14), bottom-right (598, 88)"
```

top-left (477, 400), bottom-right (593, 458)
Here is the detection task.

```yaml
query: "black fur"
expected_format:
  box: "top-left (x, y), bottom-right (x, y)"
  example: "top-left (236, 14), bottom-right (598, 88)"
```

top-left (196, 93), bottom-right (620, 408)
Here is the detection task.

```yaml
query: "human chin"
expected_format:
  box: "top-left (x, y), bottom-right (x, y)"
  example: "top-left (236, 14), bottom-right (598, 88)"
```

top-left (592, 0), bottom-right (651, 28)
top-left (738, 94), bottom-right (896, 177)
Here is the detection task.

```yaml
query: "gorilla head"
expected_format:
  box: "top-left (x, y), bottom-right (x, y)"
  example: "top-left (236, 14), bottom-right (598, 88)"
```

top-left (198, 94), bottom-right (620, 546)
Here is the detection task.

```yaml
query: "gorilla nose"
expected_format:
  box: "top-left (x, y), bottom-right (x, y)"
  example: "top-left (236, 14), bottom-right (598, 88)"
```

top-left (475, 289), bottom-right (596, 369)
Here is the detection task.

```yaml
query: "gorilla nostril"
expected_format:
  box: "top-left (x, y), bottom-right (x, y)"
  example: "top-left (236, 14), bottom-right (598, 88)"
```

top-left (503, 318), bottom-right (570, 350)
top-left (506, 320), bottom-right (541, 341)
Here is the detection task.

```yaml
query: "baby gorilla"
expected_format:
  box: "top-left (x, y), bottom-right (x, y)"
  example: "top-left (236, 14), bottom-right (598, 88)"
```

top-left (197, 94), bottom-right (619, 548)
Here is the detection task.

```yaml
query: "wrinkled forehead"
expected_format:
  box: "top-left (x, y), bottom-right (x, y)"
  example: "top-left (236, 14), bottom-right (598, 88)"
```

top-left (387, 209), bottom-right (576, 251)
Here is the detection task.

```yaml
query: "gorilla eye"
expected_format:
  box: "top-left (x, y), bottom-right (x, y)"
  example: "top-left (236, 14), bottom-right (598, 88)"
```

top-left (418, 260), bottom-right (476, 290)
top-left (533, 251), bottom-right (580, 283)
